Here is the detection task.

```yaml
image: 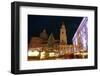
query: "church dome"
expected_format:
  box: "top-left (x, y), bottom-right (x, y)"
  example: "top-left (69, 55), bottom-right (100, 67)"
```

top-left (40, 29), bottom-right (48, 40)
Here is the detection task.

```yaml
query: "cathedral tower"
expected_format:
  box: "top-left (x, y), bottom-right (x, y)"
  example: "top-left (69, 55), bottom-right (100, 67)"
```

top-left (60, 22), bottom-right (67, 44)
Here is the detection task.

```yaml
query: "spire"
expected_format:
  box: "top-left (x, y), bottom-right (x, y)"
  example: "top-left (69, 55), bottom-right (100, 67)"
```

top-left (48, 33), bottom-right (55, 47)
top-left (62, 21), bottom-right (64, 25)
top-left (61, 21), bottom-right (66, 28)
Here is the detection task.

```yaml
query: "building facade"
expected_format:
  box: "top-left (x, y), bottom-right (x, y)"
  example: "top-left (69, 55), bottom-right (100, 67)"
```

top-left (72, 17), bottom-right (88, 52)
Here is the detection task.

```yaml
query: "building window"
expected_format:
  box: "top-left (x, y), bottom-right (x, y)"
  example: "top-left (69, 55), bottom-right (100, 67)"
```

top-left (62, 32), bottom-right (64, 34)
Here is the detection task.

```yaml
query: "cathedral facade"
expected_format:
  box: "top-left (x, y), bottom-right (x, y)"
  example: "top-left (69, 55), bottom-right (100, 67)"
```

top-left (29, 21), bottom-right (69, 52)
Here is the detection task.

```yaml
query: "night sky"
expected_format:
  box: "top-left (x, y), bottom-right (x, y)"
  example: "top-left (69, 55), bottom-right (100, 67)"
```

top-left (28, 15), bottom-right (83, 44)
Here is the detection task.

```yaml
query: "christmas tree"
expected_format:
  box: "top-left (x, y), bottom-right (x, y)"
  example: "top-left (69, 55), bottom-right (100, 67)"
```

top-left (48, 33), bottom-right (55, 47)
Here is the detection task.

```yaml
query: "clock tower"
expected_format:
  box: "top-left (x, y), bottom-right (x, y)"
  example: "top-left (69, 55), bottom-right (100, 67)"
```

top-left (60, 22), bottom-right (67, 44)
